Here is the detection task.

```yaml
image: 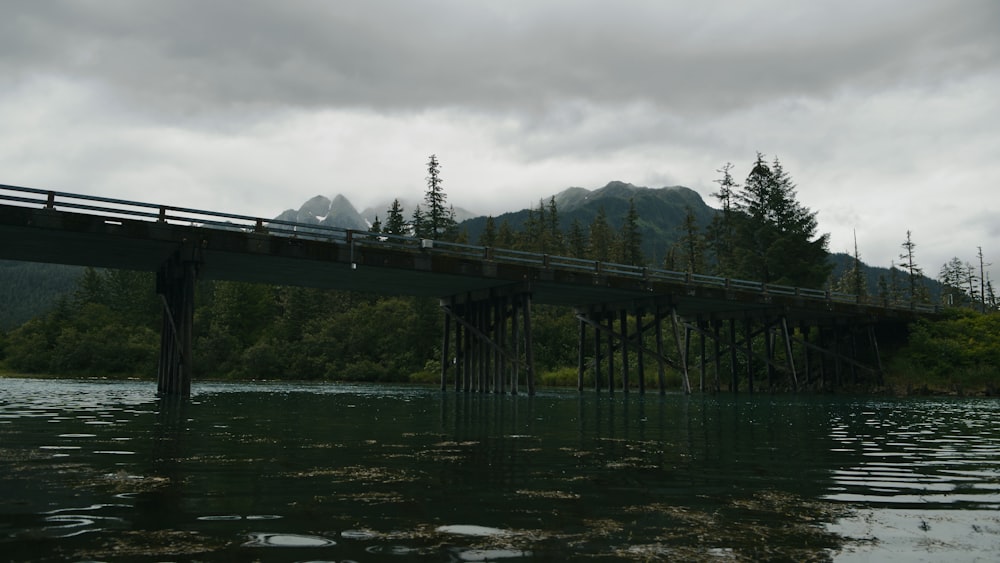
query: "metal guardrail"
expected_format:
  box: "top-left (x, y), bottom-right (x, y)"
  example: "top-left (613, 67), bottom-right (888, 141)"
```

top-left (1, 183), bottom-right (940, 314)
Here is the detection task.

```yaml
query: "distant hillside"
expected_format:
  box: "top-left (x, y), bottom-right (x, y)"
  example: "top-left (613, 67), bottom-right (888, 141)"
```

top-left (828, 253), bottom-right (943, 300)
top-left (459, 181), bottom-right (716, 263)
top-left (0, 260), bottom-right (81, 329)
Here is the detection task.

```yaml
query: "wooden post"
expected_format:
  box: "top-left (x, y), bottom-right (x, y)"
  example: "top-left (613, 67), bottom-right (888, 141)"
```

top-left (655, 307), bottom-right (666, 395)
top-left (156, 253), bottom-right (197, 397)
top-left (511, 301), bottom-right (520, 395)
top-left (713, 320), bottom-right (722, 392)
top-left (698, 318), bottom-right (707, 393)
top-left (498, 298), bottom-right (508, 395)
top-left (801, 323), bottom-right (812, 385)
top-left (464, 306), bottom-right (473, 392)
top-left (764, 318), bottom-right (775, 390)
top-left (523, 293), bottom-right (536, 396)
top-left (869, 325), bottom-right (885, 386)
top-left (577, 316), bottom-right (586, 392)
top-left (745, 317), bottom-right (754, 394)
top-left (606, 313), bottom-right (615, 395)
top-left (729, 318), bottom-right (739, 392)
top-left (671, 308), bottom-right (691, 394)
top-left (441, 311), bottom-right (451, 391)
top-left (781, 316), bottom-right (798, 390)
top-left (593, 312), bottom-right (602, 392)
top-left (620, 309), bottom-right (629, 393)
top-left (635, 309), bottom-right (645, 395)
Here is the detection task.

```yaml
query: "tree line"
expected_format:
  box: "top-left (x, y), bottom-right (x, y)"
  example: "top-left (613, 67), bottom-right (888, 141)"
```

top-left (1, 153), bottom-right (995, 386)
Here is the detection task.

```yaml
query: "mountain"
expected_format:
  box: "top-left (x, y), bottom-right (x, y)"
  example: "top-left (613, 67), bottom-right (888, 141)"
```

top-left (274, 194), bottom-right (367, 231)
top-left (458, 181), bottom-right (717, 263)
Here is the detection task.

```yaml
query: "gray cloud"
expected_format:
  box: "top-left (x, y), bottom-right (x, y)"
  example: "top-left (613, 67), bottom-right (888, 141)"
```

top-left (2, 1), bottom-right (999, 282)
top-left (4, 1), bottom-right (997, 119)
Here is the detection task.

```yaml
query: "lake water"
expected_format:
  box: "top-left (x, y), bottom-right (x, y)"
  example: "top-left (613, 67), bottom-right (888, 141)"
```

top-left (1, 378), bottom-right (998, 562)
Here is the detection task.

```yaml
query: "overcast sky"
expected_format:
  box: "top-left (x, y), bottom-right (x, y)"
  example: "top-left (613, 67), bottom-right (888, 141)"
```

top-left (3, 1), bottom-right (998, 283)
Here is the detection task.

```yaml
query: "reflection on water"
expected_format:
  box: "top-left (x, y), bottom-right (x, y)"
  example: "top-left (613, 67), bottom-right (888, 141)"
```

top-left (826, 402), bottom-right (1000, 507)
top-left (0, 377), bottom-right (998, 561)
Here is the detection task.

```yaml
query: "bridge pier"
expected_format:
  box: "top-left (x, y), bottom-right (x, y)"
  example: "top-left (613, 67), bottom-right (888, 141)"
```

top-left (156, 247), bottom-right (200, 397)
top-left (440, 288), bottom-right (536, 395)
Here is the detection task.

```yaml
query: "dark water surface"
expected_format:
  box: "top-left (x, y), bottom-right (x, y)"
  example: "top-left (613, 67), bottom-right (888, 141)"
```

top-left (1, 378), bottom-right (998, 562)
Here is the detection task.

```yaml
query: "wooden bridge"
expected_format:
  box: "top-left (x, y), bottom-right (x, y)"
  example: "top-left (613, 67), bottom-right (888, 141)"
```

top-left (0, 184), bottom-right (935, 396)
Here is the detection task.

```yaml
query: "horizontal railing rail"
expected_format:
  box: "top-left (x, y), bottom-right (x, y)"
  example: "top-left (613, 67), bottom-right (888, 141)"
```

top-left (1, 183), bottom-right (941, 314)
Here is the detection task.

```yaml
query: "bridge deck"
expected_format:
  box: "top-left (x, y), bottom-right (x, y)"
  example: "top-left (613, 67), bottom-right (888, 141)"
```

top-left (1, 185), bottom-right (933, 324)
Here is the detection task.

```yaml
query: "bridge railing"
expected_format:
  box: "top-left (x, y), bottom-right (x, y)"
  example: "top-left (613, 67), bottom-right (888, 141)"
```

top-left (1, 183), bottom-right (941, 314)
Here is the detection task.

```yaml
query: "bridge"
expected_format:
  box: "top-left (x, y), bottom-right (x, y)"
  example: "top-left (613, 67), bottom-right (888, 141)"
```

top-left (1, 184), bottom-right (934, 397)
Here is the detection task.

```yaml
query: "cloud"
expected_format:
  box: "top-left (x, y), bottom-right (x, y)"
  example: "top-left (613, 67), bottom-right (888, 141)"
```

top-left (2, 0), bottom-right (999, 283)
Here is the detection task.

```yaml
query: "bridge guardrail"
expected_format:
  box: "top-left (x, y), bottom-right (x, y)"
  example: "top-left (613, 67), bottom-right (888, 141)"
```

top-left (1, 183), bottom-right (942, 314)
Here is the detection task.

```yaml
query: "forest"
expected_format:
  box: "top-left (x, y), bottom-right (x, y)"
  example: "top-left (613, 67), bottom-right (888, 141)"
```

top-left (2, 154), bottom-right (997, 393)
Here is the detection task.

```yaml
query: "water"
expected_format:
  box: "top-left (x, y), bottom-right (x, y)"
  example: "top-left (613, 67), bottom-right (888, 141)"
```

top-left (1, 378), bottom-right (998, 562)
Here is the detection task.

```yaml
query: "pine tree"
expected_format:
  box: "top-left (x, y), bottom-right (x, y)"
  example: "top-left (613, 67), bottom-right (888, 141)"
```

top-left (899, 230), bottom-right (928, 303)
top-left (588, 206), bottom-right (614, 262)
top-left (674, 206), bottom-right (704, 273)
top-left (730, 153), bottom-right (831, 287)
top-left (567, 218), bottom-right (588, 259)
top-left (617, 198), bottom-right (643, 266)
top-left (707, 162), bottom-right (739, 276)
top-left (411, 205), bottom-right (428, 239)
top-left (938, 257), bottom-right (966, 307)
top-left (478, 216), bottom-right (497, 247)
top-left (835, 231), bottom-right (867, 297)
top-left (423, 154), bottom-right (456, 239)
top-left (384, 199), bottom-right (407, 236)
top-left (546, 196), bottom-right (563, 254)
top-left (497, 219), bottom-right (517, 248)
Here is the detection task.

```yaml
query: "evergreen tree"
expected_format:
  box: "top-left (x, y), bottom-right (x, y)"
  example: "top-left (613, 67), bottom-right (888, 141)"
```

top-left (939, 256), bottom-right (967, 307)
top-left (370, 215), bottom-right (382, 234)
top-left (567, 218), bottom-right (588, 259)
top-left (411, 205), bottom-right (428, 238)
top-left (730, 153), bottom-right (831, 287)
top-left (423, 154), bottom-right (456, 239)
top-left (546, 196), bottom-right (563, 254)
top-left (588, 206), bottom-right (614, 262)
top-left (497, 219), bottom-right (516, 248)
top-left (384, 199), bottom-right (407, 236)
top-left (707, 162), bottom-right (739, 276)
top-left (478, 216), bottom-right (498, 247)
top-left (899, 230), bottom-right (928, 303)
top-left (617, 198), bottom-right (643, 266)
top-left (835, 231), bottom-right (867, 297)
top-left (674, 206), bottom-right (704, 273)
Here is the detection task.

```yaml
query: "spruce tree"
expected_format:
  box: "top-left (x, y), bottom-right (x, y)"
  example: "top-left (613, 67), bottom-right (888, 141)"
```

top-left (899, 230), bottom-right (928, 303)
top-left (478, 216), bottom-right (498, 247)
top-left (384, 199), bottom-right (407, 235)
top-left (567, 218), bottom-right (588, 259)
top-left (618, 198), bottom-right (643, 266)
top-left (423, 154), bottom-right (456, 239)
top-left (675, 206), bottom-right (704, 273)
top-left (588, 206), bottom-right (614, 262)
top-left (707, 162), bottom-right (739, 276)
top-left (730, 153), bottom-right (831, 287)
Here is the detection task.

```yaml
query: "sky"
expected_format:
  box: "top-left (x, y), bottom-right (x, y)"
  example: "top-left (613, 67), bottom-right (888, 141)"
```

top-left (2, 0), bottom-right (998, 284)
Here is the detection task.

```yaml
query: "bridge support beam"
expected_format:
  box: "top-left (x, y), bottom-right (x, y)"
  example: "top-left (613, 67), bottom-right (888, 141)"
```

top-left (440, 289), bottom-right (536, 395)
top-left (156, 248), bottom-right (200, 397)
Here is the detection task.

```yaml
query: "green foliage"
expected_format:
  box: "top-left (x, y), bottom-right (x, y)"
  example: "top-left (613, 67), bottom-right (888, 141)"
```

top-left (729, 154), bottom-right (832, 287)
top-left (0, 261), bottom-right (81, 330)
top-left (886, 310), bottom-right (1000, 393)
